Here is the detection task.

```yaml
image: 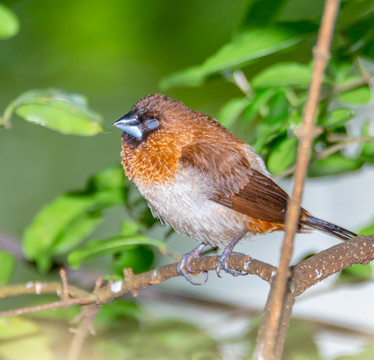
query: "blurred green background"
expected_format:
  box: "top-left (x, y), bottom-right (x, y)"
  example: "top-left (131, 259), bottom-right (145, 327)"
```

top-left (0, 0), bottom-right (254, 237)
top-left (1, 0), bottom-right (374, 359)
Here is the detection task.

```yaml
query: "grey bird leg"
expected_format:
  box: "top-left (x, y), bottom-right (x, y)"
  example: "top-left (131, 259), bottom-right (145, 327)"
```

top-left (216, 234), bottom-right (247, 277)
top-left (177, 243), bottom-right (208, 285)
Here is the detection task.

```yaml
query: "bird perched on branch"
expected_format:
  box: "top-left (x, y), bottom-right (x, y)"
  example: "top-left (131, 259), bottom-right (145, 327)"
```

top-left (113, 94), bottom-right (356, 284)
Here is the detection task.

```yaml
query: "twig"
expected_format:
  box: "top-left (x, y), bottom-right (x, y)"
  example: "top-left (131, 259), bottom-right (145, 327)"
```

top-left (253, 1), bottom-right (342, 359)
top-left (0, 297), bottom-right (94, 318)
top-left (276, 135), bottom-right (374, 179)
top-left (60, 268), bottom-right (70, 299)
top-left (67, 304), bottom-right (99, 360)
top-left (314, 135), bottom-right (374, 160)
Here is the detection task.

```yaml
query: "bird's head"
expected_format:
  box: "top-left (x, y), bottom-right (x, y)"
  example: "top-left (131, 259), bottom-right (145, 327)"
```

top-left (113, 93), bottom-right (195, 147)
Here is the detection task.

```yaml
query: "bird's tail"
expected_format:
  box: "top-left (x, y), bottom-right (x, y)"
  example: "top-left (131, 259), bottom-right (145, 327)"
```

top-left (303, 215), bottom-right (357, 241)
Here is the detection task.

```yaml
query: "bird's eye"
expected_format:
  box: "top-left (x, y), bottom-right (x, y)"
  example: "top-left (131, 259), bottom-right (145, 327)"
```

top-left (144, 118), bottom-right (160, 131)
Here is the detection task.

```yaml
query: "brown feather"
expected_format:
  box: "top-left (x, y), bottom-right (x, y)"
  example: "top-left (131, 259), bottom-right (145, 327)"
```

top-left (180, 140), bottom-right (308, 225)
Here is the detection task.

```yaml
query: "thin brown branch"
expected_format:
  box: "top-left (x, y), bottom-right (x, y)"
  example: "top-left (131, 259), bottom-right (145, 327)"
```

top-left (314, 136), bottom-right (374, 160)
top-left (253, 1), bottom-right (342, 359)
top-left (277, 135), bottom-right (374, 179)
top-left (0, 297), bottom-right (94, 318)
top-left (333, 76), bottom-right (372, 95)
top-left (67, 304), bottom-right (99, 360)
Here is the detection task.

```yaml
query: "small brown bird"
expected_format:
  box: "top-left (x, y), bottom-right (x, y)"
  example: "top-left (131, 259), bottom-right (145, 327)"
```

top-left (113, 94), bottom-right (356, 284)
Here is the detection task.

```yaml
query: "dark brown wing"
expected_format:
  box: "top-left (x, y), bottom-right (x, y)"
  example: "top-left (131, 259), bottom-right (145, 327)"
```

top-left (180, 141), bottom-right (292, 224)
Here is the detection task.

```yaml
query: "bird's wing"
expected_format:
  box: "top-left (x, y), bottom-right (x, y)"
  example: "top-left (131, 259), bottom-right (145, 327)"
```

top-left (180, 141), bottom-right (291, 223)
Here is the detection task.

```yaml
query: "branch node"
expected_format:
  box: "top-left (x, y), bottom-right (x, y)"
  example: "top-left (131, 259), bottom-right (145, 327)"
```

top-left (59, 268), bottom-right (70, 300)
top-left (312, 46), bottom-right (331, 60)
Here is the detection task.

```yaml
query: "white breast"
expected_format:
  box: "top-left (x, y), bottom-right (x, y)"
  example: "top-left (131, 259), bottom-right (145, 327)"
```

top-left (136, 168), bottom-right (250, 248)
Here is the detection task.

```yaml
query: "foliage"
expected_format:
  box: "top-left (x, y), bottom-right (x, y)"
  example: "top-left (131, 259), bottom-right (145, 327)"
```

top-left (1, 0), bottom-right (374, 359)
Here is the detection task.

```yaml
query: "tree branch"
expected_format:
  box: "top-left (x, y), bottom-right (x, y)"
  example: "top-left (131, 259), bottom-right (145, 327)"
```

top-left (0, 235), bottom-right (373, 359)
top-left (1, 236), bottom-right (373, 317)
top-left (253, 1), bottom-right (342, 358)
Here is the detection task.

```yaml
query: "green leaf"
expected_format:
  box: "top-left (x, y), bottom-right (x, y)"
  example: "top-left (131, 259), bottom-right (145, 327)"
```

top-left (359, 220), bottom-right (374, 236)
top-left (239, 0), bottom-right (287, 28)
top-left (216, 97), bottom-right (249, 128)
top-left (112, 245), bottom-right (154, 274)
top-left (338, 263), bottom-right (372, 284)
top-left (308, 153), bottom-right (363, 177)
top-left (22, 167), bottom-right (126, 272)
top-left (0, 4), bottom-right (19, 39)
top-left (360, 121), bottom-right (374, 163)
top-left (252, 62), bottom-right (312, 89)
top-left (23, 195), bottom-right (96, 272)
top-left (68, 235), bottom-right (164, 269)
top-left (0, 251), bottom-right (15, 285)
top-left (161, 23), bottom-right (316, 89)
top-left (96, 300), bottom-right (140, 329)
top-left (242, 88), bottom-right (278, 124)
top-left (338, 85), bottom-right (371, 104)
top-left (320, 108), bottom-right (354, 128)
top-left (8, 89), bottom-right (104, 136)
top-left (0, 318), bottom-right (52, 360)
top-left (95, 321), bottom-right (219, 360)
top-left (267, 137), bottom-right (298, 175)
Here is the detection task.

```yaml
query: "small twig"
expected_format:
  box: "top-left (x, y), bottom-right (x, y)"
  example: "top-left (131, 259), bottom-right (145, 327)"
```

top-left (314, 135), bottom-right (374, 160)
top-left (67, 304), bottom-right (99, 360)
top-left (0, 297), bottom-right (94, 318)
top-left (59, 268), bottom-right (70, 299)
top-left (276, 135), bottom-right (374, 179)
top-left (253, 1), bottom-right (342, 359)
top-left (333, 77), bottom-right (372, 95)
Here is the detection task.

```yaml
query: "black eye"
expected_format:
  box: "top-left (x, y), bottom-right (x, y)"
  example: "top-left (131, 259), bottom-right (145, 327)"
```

top-left (144, 118), bottom-right (160, 131)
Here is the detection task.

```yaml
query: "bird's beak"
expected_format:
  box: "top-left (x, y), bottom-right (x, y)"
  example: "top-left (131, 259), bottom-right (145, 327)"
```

top-left (113, 110), bottom-right (142, 140)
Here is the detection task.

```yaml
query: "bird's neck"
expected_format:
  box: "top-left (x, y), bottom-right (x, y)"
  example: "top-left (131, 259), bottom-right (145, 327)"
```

top-left (120, 136), bottom-right (182, 186)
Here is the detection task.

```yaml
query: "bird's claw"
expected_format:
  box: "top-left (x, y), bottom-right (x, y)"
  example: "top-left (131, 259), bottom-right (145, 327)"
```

top-left (216, 252), bottom-right (248, 278)
top-left (177, 245), bottom-right (208, 285)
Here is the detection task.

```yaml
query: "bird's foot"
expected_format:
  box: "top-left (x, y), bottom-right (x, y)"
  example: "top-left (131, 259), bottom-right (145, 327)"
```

top-left (216, 234), bottom-right (248, 278)
top-left (216, 251), bottom-right (248, 277)
top-left (177, 244), bottom-right (208, 285)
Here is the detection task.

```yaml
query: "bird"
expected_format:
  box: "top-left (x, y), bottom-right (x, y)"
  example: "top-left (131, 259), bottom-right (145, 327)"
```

top-left (113, 93), bottom-right (357, 284)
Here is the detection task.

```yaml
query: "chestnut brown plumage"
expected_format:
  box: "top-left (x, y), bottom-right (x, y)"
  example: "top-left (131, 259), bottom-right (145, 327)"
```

top-left (113, 94), bottom-right (356, 284)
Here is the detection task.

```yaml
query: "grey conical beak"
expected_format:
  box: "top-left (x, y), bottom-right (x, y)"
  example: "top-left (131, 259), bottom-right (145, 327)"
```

top-left (113, 110), bottom-right (142, 140)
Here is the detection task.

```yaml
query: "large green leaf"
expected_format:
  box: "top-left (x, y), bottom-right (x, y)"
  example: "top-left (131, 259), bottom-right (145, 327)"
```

top-left (68, 234), bottom-right (164, 269)
top-left (23, 195), bottom-right (97, 272)
top-left (4, 89), bottom-right (104, 136)
top-left (161, 23), bottom-right (316, 89)
top-left (267, 137), bottom-right (298, 175)
top-left (22, 167), bottom-right (126, 272)
top-left (0, 4), bottom-right (19, 39)
top-left (252, 62), bottom-right (312, 89)
top-left (0, 251), bottom-right (15, 285)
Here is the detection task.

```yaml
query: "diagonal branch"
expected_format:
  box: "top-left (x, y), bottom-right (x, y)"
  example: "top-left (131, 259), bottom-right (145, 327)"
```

top-left (253, 1), bottom-right (342, 358)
